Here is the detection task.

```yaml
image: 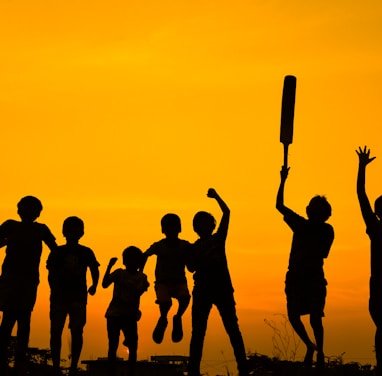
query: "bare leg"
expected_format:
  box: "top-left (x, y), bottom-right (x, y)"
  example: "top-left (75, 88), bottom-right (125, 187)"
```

top-left (288, 313), bottom-right (316, 366)
top-left (310, 314), bottom-right (324, 369)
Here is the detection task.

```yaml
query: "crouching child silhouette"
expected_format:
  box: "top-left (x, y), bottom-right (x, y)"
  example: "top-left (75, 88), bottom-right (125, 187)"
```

top-left (276, 166), bottom-right (334, 371)
top-left (187, 188), bottom-right (250, 376)
top-left (103, 246), bottom-right (149, 376)
top-left (142, 213), bottom-right (191, 344)
top-left (47, 216), bottom-right (100, 376)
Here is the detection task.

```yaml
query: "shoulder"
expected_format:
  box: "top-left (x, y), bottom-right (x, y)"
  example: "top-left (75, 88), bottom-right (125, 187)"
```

top-left (178, 239), bottom-right (191, 246)
top-left (147, 239), bottom-right (164, 251)
top-left (0, 219), bottom-right (19, 231)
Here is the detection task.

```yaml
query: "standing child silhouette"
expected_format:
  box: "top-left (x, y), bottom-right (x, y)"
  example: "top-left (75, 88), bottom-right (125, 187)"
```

top-left (276, 166), bottom-right (334, 370)
top-left (142, 213), bottom-right (191, 344)
top-left (356, 146), bottom-right (382, 376)
top-left (0, 196), bottom-right (57, 375)
top-left (103, 246), bottom-right (149, 376)
top-left (188, 188), bottom-right (250, 376)
top-left (47, 216), bottom-right (100, 376)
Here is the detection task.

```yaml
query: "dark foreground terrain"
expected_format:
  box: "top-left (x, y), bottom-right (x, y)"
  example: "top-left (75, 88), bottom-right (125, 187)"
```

top-left (4, 353), bottom-right (375, 376)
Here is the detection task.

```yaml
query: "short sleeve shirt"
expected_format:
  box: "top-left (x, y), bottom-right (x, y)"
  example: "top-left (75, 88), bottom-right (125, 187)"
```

top-left (145, 238), bottom-right (190, 284)
top-left (284, 210), bottom-right (334, 276)
top-left (105, 269), bottom-right (149, 317)
top-left (192, 232), bottom-right (233, 293)
top-left (0, 220), bottom-right (56, 284)
top-left (47, 243), bottom-right (99, 302)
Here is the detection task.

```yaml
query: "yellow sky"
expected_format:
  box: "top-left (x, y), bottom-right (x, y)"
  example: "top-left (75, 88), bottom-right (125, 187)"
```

top-left (1, 0), bottom-right (382, 373)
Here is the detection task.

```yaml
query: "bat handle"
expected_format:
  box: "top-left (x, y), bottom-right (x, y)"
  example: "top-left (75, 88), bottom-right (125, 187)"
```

top-left (283, 144), bottom-right (289, 169)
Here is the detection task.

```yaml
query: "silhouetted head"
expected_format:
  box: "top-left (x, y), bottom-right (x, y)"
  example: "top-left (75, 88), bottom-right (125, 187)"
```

top-left (17, 196), bottom-right (43, 222)
top-left (193, 211), bottom-right (216, 238)
top-left (161, 213), bottom-right (181, 238)
top-left (122, 246), bottom-right (143, 271)
top-left (306, 195), bottom-right (332, 222)
top-left (375, 196), bottom-right (382, 219)
top-left (63, 216), bottom-right (84, 242)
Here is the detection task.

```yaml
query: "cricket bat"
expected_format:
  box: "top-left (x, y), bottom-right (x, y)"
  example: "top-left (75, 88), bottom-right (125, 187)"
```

top-left (280, 75), bottom-right (297, 168)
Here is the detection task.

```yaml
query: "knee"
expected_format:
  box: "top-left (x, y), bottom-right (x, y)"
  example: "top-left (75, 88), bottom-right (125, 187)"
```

top-left (179, 295), bottom-right (190, 306)
top-left (287, 312), bottom-right (300, 325)
top-left (309, 315), bottom-right (323, 328)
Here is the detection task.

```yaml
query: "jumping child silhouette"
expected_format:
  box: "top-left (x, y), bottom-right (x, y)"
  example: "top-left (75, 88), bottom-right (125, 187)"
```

top-left (276, 166), bottom-right (334, 370)
top-left (142, 213), bottom-right (191, 344)
top-left (103, 246), bottom-right (149, 376)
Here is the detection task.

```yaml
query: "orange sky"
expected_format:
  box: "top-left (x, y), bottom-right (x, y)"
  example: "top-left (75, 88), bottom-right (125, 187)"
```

top-left (1, 0), bottom-right (382, 374)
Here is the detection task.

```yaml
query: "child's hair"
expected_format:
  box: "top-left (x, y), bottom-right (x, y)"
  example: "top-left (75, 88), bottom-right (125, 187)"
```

top-left (161, 213), bottom-right (181, 234)
top-left (193, 211), bottom-right (216, 236)
top-left (306, 195), bottom-right (332, 222)
top-left (17, 196), bottom-right (43, 220)
top-left (375, 195), bottom-right (382, 219)
top-left (63, 216), bottom-right (84, 240)
top-left (123, 246), bottom-right (143, 269)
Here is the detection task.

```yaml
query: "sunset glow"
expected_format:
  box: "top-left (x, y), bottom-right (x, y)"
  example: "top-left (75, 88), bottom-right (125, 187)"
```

top-left (1, 1), bottom-right (382, 374)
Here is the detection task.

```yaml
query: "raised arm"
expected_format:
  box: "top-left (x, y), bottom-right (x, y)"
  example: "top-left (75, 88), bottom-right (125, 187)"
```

top-left (207, 188), bottom-right (230, 236)
top-left (276, 165), bottom-right (290, 215)
top-left (356, 146), bottom-right (376, 225)
top-left (102, 257), bottom-right (117, 288)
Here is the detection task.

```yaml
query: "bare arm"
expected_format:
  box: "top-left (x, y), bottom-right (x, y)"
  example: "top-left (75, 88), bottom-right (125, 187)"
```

top-left (102, 257), bottom-right (117, 288)
top-left (276, 165), bottom-right (290, 215)
top-left (356, 146), bottom-right (376, 225)
top-left (207, 188), bottom-right (230, 235)
top-left (88, 263), bottom-right (100, 296)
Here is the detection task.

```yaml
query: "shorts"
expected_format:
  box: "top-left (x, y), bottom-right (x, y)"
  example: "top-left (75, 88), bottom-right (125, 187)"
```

top-left (50, 299), bottom-right (87, 333)
top-left (285, 271), bottom-right (327, 317)
top-left (154, 282), bottom-right (190, 304)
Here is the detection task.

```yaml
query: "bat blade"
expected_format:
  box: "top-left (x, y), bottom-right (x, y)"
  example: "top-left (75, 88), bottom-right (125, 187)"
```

top-left (280, 75), bottom-right (296, 146)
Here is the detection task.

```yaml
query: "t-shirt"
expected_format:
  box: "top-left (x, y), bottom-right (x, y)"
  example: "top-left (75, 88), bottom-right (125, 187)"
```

top-left (0, 220), bottom-right (56, 285)
top-left (284, 210), bottom-right (334, 277)
top-left (0, 219), bottom-right (56, 310)
top-left (191, 231), bottom-right (233, 293)
top-left (145, 238), bottom-right (190, 284)
top-left (47, 243), bottom-right (99, 302)
top-left (105, 269), bottom-right (149, 317)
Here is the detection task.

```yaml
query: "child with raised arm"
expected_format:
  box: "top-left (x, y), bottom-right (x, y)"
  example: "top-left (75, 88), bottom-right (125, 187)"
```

top-left (142, 213), bottom-right (191, 344)
top-left (47, 216), bottom-right (100, 376)
top-left (0, 196), bottom-right (57, 375)
top-left (356, 146), bottom-right (382, 375)
top-left (276, 166), bottom-right (334, 370)
top-left (103, 246), bottom-right (149, 376)
top-left (188, 188), bottom-right (250, 376)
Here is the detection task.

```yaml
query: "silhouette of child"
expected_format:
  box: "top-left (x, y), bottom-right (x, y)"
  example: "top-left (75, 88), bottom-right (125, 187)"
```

top-left (187, 188), bottom-right (250, 376)
top-left (0, 196), bottom-right (57, 375)
top-left (142, 213), bottom-right (191, 344)
top-left (356, 146), bottom-right (382, 375)
top-left (47, 216), bottom-right (99, 376)
top-left (103, 246), bottom-right (149, 376)
top-left (276, 166), bottom-right (334, 370)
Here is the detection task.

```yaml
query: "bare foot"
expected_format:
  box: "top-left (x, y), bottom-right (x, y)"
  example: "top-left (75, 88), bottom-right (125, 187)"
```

top-left (304, 343), bottom-right (317, 367)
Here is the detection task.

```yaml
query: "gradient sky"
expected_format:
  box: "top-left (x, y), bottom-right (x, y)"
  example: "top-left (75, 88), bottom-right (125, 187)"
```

top-left (1, 0), bottom-right (382, 374)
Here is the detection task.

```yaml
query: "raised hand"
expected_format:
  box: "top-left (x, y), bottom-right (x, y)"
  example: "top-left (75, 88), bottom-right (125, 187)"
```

top-left (88, 284), bottom-right (97, 296)
top-left (280, 165), bottom-right (290, 181)
top-left (356, 146), bottom-right (376, 167)
top-left (108, 257), bottom-right (118, 267)
top-left (207, 188), bottom-right (218, 199)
